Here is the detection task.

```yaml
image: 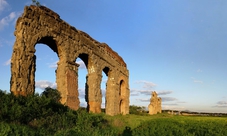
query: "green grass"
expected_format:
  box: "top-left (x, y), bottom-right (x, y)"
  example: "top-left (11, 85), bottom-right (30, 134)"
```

top-left (1, 89), bottom-right (227, 135)
top-left (104, 113), bottom-right (227, 136)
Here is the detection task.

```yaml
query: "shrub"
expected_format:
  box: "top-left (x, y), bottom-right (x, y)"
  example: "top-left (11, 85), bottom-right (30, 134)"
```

top-left (129, 105), bottom-right (147, 115)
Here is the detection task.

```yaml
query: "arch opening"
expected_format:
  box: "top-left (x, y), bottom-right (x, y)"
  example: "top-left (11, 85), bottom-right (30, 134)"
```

top-left (75, 54), bottom-right (88, 109)
top-left (102, 67), bottom-right (110, 112)
top-left (37, 36), bottom-right (59, 55)
top-left (34, 36), bottom-right (59, 94)
top-left (119, 79), bottom-right (126, 114)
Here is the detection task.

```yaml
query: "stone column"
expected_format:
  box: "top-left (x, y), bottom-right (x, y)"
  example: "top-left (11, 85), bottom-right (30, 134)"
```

top-left (66, 61), bottom-right (80, 110)
top-left (105, 74), bottom-right (118, 115)
top-left (56, 60), bottom-right (80, 110)
top-left (10, 39), bottom-right (36, 95)
top-left (86, 71), bottom-right (102, 113)
top-left (124, 78), bottom-right (130, 115)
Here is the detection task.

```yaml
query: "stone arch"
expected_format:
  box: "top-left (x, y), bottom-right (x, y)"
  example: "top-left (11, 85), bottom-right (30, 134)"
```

top-left (10, 29), bottom-right (61, 95)
top-left (10, 5), bottom-right (129, 115)
top-left (119, 80), bottom-right (126, 114)
top-left (118, 77), bottom-right (129, 115)
top-left (101, 66), bottom-right (111, 113)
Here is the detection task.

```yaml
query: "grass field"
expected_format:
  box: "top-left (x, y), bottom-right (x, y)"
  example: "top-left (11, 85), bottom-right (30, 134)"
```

top-left (104, 113), bottom-right (227, 136)
top-left (1, 90), bottom-right (226, 135)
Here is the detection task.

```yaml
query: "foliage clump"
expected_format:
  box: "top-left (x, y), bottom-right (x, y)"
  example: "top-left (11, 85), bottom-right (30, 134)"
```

top-left (129, 105), bottom-right (147, 115)
top-left (0, 88), bottom-right (118, 135)
top-left (32, 0), bottom-right (41, 7)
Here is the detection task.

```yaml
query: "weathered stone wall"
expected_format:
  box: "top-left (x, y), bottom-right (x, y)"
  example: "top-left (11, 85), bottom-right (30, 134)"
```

top-left (148, 91), bottom-right (162, 115)
top-left (10, 5), bottom-right (129, 115)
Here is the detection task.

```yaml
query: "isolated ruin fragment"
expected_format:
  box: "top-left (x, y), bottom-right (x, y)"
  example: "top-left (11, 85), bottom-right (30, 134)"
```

top-left (148, 91), bottom-right (162, 115)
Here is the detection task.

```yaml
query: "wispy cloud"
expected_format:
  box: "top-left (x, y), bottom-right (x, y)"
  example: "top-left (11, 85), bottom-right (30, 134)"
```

top-left (0, 11), bottom-right (21, 30)
top-left (161, 97), bottom-right (177, 102)
top-left (78, 88), bottom-right (85, 99)
top-left (139, 90), bottom-right (152, 95)
top-left (80, 102), bottom-right (87, 107)
top-left (0, 37), bottom-right (14, 47)
top-left (130, 89), bottom-right (173, 97)
top-left (102, 78), bottom-right (107, 83)
top-left (0, 0), bottom-right (9, 14)
top-left (136, 98), bottom-right (150, 102)
top-left (193, 80), bottom-right (203, 84)
top-left (135, 80), bottom-right (156, 89)
top-left (35, 80), bottom-right (57, 90)
top-left (214, 101), bottom-right (227, 108)
top-left (191, 77), bottom-right (203, 84)
top-left (76, 60), bottom-right (86, 69)
top-left (130, 89), bottom-right (140, 96)
top-left (196, 69), bottom-right (203, 73)
top-left (48, 61), bottom-right (58, 68)
top-left (162, 103), bottom-right (178, 106)
top-left (3, 59), bottom-right (11, 66)
top-left (157, 91), bottom-right (173, 95)
top-left (162, 105), bottom-right (185, 111)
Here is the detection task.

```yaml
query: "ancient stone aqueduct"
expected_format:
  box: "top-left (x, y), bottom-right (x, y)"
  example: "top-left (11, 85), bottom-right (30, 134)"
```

top-left (10, 5), bottom-right (130, 115)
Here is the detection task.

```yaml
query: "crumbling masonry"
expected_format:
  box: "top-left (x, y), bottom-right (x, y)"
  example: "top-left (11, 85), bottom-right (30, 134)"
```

top-left (10, 5), bottom-right (129, 115)
top-left (148, 91), bottom-right (162, 115)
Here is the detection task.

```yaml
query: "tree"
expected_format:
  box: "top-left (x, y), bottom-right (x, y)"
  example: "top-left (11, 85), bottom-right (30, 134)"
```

top-left (41, 87), bottom-right (61, 103)
top-left (32, 0), bottom-right (41, 7)
top-left (129, 105), bottom-right (147, 115)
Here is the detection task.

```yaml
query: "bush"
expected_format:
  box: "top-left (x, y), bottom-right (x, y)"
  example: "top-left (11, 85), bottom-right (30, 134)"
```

top-left (0, 89), bottom-right (119, 135)
top-left (0, 122), bottom-right (36, 136)
top-left (129, 105), bottom-right (147, 115)
top-left (41, 87), bottom-right (61, 103)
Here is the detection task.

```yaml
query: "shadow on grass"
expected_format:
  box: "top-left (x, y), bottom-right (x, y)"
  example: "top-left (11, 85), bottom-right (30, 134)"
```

top-left (122, 126), bottom-right (132, 136)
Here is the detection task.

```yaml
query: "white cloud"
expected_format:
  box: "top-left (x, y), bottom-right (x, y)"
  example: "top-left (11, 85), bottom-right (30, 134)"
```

top-left (102, 78), bottom-right (107, 83)
top-left (130, 89), bottom-right (140, 96)
top-left (76, 60), bottom-right (86, 69)
top-left (80, 102), bottom-right (87, 108)
top-left (196, 69), bottom-right (203, 73)
top-left (78, 88), bottom-right (86, 99)
top-left (35, 80), bottom-right (57, 90)
top-left (214, 101), bottom-right (227, 108)
top-left (162, 103), bottom-right (178, 106)
top-left (0, 37), bottom-right (14, 47)
top-left (0, 0), bottom-right (9, 14)
top-left (135, 80), bottom-right (156, 89)
top-left (136, 98), bottom-right (150, 102)
top-left (162, 105), bottom-right (185, 111)
top-left (191, 77), bottom-right (203, 84)
top-left (157, 90), bottom-right (173, 95)
top-left (193, 80), bottom-right (203, 84)
top-left (48, 61), bottom-right (58, 68)
top-left (139, 90), bottom-right (152, 95)
top-left (161, 97), bottom-right (177, 102)
top-left (3, 59), bottom-right (11, 66)
top-left (0, 11), bottom-right (20, 30)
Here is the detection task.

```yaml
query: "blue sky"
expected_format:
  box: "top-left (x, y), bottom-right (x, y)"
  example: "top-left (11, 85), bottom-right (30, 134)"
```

top-left (0, 0), bottom-right (227, 113)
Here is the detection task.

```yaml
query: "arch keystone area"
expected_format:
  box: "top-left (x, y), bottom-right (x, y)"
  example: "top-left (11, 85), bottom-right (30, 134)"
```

top-left (10, 5), bottom-right (130, 115)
